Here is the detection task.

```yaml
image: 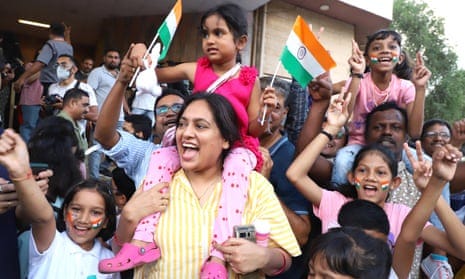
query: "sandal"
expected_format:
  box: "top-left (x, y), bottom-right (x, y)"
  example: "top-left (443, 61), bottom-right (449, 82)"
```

top-left (200, 260), bottom-right (228, 279)
top-left (98, 242), bottom-right (161, 273)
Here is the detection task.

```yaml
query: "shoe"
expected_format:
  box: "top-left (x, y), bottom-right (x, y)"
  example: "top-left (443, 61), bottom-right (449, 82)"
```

top-left (421, 253), bottom-right (454, 279)
top-left (98, 242), bottom-right (161, 273)
top-left (200, 260), bottom-right (228, 279)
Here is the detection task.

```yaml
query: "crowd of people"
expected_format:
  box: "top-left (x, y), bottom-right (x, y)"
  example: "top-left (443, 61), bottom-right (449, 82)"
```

top-left (1, 2), bottom-right (465, 279)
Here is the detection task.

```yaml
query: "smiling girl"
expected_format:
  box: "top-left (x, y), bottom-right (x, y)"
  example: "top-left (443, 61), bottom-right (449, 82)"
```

top-left (287, 94), bottom-right (465, 266)
top-left (0, 129), bottom-right (119, 279)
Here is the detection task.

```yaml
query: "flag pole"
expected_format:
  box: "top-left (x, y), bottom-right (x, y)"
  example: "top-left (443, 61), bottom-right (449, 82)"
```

top-left (128, 33), bottom-right (160, 88)
top-left (260, 60), bottom-right (281, 125)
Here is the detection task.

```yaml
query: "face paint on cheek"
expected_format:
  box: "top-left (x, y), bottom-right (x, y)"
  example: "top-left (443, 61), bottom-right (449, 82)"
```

top-left (391, 52), bottom-right (399, 63)
top-left (66, 211), bottom-right (78, 225)
top-left (353, 178), bottom-right (362, 189)
top-left (370, 57), bottom-right (379, 64)
top-left (90, 218), bottom-right (104, 230)
top-left (380, 181), bottom-right (390, 191)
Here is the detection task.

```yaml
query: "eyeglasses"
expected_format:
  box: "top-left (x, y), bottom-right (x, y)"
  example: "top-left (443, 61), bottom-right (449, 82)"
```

top-left (155, 103), bottom-right (183, 115)
top-left (424, 131), bottom-right (451, 139)
top-left (335, 129), bottom-right (346, 140)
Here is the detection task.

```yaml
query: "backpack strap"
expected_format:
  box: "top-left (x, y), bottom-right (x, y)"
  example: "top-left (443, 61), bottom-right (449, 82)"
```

top-left (44, 41), bottom-right (58, 66)
top-left (74, 80), bottom-right (80, 89)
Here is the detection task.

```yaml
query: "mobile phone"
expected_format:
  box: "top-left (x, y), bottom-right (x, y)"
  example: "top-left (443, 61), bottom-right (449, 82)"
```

top-left (233, 225), bottom-right (256, 243)
top-left (30, 162), bottom-right (49, 175)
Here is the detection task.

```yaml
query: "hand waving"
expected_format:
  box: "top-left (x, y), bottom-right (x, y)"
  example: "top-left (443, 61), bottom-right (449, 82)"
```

top-left (404, 141), bottom-right (432, 191)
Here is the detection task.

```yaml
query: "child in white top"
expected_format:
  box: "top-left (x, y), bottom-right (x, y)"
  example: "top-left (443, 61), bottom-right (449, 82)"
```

top-left (0, 129), bottom-right (120, 279)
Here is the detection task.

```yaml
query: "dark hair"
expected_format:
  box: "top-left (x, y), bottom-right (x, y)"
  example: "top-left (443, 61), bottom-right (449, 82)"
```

top-left (421, 119), bottom-right (452, 140)
top-left (63, 88), bottom-right (89, 106)
top-left (200, 3), bottom-right (248, 63)
top-left (337, 144), bottom-right (397, 199)
top-left (176, 92), bottom-right (240, 160)
top-left (57, 179), bottom-right (117, 241)
top-left (154, 87), bottom-right (187, 115)
top-left (111, 167), bottom-right (136, 201)
top-left (49, 22), bottom-right (65, 37)
top-left (364, 101), bottom-right (408, 140)
top-left (259, 76), bottom-right (291, 107)
top-left (364, 29), bottom-right (413, 80)
top-left (308, 226), bottom-right (391, 279)
top-left (58, 54), bottom-right (78, 67)
top-left (104, 48), bottom-right (120, 56)
top-left (28, 116), bottom-right (84, 202)
top-left (338, 199), bottom-right (390, 236)
top-left (124, 114), bottom-right (152, 140)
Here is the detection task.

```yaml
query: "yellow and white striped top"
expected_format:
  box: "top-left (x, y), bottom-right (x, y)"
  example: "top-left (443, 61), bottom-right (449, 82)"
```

top-left (134, 170), bottom-right (301, 279)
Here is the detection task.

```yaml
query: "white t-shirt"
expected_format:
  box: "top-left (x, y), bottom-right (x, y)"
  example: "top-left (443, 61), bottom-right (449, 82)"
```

top-left (48, 80), bottom-right (98, 135)
top-left (29, 230), bottom-right (120, 279)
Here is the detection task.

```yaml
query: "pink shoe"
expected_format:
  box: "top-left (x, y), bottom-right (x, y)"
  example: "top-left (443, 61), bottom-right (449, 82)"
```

top-left (98, 242), bottom-right (161, 273)
top-left (200, 260), bottom-right (228, 279)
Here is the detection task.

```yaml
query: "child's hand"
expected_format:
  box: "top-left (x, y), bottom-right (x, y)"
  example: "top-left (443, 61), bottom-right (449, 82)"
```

top-left (325, 91), bottom-right (351, 131)
top-left (450, 118), bottom-right (465, 148)
top-left (258, 146), bottom-right (273, 179)
top-left (431, 144), bottom-right (462, 182)
top-left (412, 52), bottom-right (431, 88)
top-left (0, 129), bottom-right (31, 180)
top-left (261, 87), bottom-right (277, 110)
top-left (348, 40), bottom-right (365, 75)
top-left (404, 141), bottom-right (432, 191)
top-left (129, 43), bottom-right (149, 69)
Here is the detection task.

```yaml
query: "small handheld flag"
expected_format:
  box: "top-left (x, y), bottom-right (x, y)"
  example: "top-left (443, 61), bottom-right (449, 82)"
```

top-left (280, 16), bottom-right (336, 88)
top-left (129, 0), bottom-right (182, 87)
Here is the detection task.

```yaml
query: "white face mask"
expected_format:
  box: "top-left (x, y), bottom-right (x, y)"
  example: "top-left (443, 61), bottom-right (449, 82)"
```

top-left (56, 66), bottom-right (71, 81)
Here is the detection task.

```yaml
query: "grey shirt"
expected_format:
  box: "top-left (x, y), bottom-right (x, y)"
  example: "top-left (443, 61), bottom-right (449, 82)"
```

top-left (36, 39), bottom-right (73, 84)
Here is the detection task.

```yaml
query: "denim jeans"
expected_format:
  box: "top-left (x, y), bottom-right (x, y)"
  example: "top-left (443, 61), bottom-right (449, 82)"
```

top-left (19, 105), bottom-right (41, 143)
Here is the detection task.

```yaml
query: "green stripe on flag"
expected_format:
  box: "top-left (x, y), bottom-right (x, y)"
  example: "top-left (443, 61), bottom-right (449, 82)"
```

top-left (158, 22), bottom-right (173, 61)
top-left (280, 47), bottom-right (314, 88)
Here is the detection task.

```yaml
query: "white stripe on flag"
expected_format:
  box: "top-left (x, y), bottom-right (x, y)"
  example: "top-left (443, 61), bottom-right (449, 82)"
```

top-left (286, 31), bottom-right (326, 78)
top-left (166, 11), bottom-right (177, 38)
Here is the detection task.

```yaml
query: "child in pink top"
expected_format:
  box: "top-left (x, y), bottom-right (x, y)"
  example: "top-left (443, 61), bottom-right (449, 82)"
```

top-left (331, 29), bottom-right (431, 186)
top-left (99, 4), bottom-right (276, 278)
top-left (287, 94), bottom-right (465, 276)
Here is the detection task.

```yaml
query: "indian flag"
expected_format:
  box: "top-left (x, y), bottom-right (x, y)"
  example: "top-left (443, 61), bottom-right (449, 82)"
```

top-left (157, 0), bottom-right (182, 61)
top-left (280, 16), bottom-right (336, 87)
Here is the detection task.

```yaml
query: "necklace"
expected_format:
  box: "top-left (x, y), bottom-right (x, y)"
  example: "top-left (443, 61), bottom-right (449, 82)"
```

top-left (194, 178), bottom-right (221, 201)
top-left (370, 76), bottom-right (392, 107)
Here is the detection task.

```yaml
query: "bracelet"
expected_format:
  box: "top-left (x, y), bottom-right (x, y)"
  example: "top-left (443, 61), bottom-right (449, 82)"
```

top-left (9, 169), bottom-right (33, 182)
top-left (270, 249), bottom-right (287, 276)
top-left (320, 130), bottom-right (334, 141)
top-left (350, 72), bottom-right (364, 79)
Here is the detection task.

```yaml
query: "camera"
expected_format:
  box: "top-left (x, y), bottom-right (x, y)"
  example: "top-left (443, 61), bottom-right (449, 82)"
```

top-left (43, 94), bottom-right (61, 106)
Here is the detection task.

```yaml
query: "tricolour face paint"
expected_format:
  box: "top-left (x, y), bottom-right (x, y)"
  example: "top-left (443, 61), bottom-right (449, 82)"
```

top-left (90, 218), bottom-right (104, 230)
top-left (391, 51), bottom-right (399, 63)
top-left (353, 178), bottom-right (362, 189)
top-left (66, 210), bottom-right (78, 224)
top-left (370, 57), bottom-right (379, 64)
top-left (380, 181), bottom-right (390, 191)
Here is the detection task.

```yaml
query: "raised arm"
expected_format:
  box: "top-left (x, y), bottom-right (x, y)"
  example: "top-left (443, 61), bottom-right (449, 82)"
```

top-left (406, 52), bottom-right (430, 139)
top-left (287, 93), bottom-right (350, 206)
top-left (0, 129), bottom-right (55, 253)
top-left (418, 144), bottom-right (465, 261)
top-left (346, 39), bottom-right (365, 115)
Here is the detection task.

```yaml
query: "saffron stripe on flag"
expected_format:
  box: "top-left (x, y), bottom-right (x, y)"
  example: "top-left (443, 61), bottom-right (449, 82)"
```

top-left (293, 16), bottom-right (335, 71)
top-left (285, 31), bottom-right (327, 78)
top-left (281, 46), bottom-right (314, 87)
